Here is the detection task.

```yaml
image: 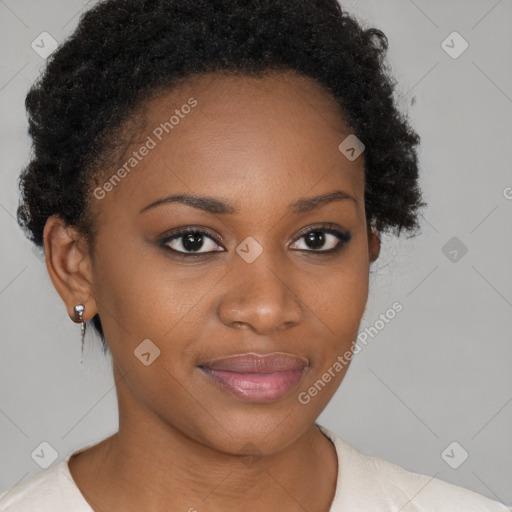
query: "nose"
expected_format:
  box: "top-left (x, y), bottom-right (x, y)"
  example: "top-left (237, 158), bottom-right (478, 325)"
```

top-left (216, 249), bottom-right (304, 336)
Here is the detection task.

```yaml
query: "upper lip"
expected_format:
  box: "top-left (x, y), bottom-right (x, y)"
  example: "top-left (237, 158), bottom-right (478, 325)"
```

top-left (199, 352), bottom-right (309, 373)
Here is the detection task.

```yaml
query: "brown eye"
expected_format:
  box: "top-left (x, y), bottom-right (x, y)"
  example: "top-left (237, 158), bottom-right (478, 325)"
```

top-left (161, 229), bottom-right (224, 256)
top-left (290, 227), bottom-right (351, 253)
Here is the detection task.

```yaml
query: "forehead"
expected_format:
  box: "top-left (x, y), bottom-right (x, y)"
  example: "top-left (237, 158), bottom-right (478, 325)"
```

top-left (91, 70), bottom-right (365, 220)
top-left (145, 69), bottom-right (351, 131)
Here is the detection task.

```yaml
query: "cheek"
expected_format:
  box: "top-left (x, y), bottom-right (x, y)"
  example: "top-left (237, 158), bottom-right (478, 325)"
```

top-left (293, 253), bottom-right (369, 411)
top-left (303, 253), bottom-right (369, 337)
top-left (296, 253), bottom-right (369, 396)
top-left (89, 232), bottom-right (173, 345)
top-left (91, 232), bottom-right (219, 362)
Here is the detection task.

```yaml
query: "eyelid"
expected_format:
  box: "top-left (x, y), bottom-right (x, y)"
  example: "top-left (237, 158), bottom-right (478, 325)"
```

top-left (160, 226), bottom-right (224, 245)
top-left (292, 222), bottom-right (349, 242)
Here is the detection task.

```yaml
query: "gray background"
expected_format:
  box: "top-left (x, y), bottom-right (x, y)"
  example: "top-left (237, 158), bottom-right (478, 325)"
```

top-left (0, 0), bottom-right (511, 506)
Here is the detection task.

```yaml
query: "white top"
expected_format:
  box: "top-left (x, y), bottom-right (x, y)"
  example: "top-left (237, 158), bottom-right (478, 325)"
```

top-left (1, 425), bottom-right (510, 511)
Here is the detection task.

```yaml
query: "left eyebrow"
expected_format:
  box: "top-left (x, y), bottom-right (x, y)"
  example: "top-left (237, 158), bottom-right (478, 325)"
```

top-left (290, 190), bottom-right (357, 214)
top-left (139, 190), bottom-right (357, 215)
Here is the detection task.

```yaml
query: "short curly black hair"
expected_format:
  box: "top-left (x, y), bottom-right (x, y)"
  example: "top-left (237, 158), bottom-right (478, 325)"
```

top-left (17, 0), bottom-right (426, 354)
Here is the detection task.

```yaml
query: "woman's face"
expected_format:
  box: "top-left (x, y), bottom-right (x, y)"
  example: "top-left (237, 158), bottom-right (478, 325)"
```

top-left (84, 70), bottom-right (380, 454)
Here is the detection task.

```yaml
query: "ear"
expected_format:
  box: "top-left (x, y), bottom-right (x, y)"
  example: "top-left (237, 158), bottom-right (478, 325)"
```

top-left (43, 214), bottom-right (97, 324)
top-left (367, 222), bottom-right (381, 264)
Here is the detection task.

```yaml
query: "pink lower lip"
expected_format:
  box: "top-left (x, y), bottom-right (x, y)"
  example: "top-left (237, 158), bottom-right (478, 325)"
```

top-left (200, 367), bottom-right (305, 402)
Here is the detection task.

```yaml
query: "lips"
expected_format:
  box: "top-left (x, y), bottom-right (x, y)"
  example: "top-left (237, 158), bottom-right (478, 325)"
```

top-left (198, 352), bottom-right (309, 402)
top-left (200, 352), bottom-right (309, 372)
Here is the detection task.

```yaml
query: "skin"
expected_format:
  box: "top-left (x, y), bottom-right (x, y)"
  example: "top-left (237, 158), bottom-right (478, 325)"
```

top-left (44, 69), bottom-right (380, 512)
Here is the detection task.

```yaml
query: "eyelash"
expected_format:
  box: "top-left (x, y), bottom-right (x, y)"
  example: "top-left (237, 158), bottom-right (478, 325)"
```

top-left (159, 224), bottom-right (352, 259)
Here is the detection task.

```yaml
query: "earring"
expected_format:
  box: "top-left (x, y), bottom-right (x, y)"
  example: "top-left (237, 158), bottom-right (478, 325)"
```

top-left (73, 304), bottom-right (86, 362)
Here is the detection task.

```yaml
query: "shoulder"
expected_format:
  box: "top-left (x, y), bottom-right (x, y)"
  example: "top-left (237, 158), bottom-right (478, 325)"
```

top-left (317, 425), bottom-right (511, 512)
top-left (0, 455), bottom-right (92, 512)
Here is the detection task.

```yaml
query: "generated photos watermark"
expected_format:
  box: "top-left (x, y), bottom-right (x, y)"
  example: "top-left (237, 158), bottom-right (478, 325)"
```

top-left (298, 301), bottom-right (403, 405)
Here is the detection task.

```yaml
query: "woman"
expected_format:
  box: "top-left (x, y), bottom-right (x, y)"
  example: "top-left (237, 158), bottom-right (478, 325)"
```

top-left (1, 0), bottom-right (509, 510)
